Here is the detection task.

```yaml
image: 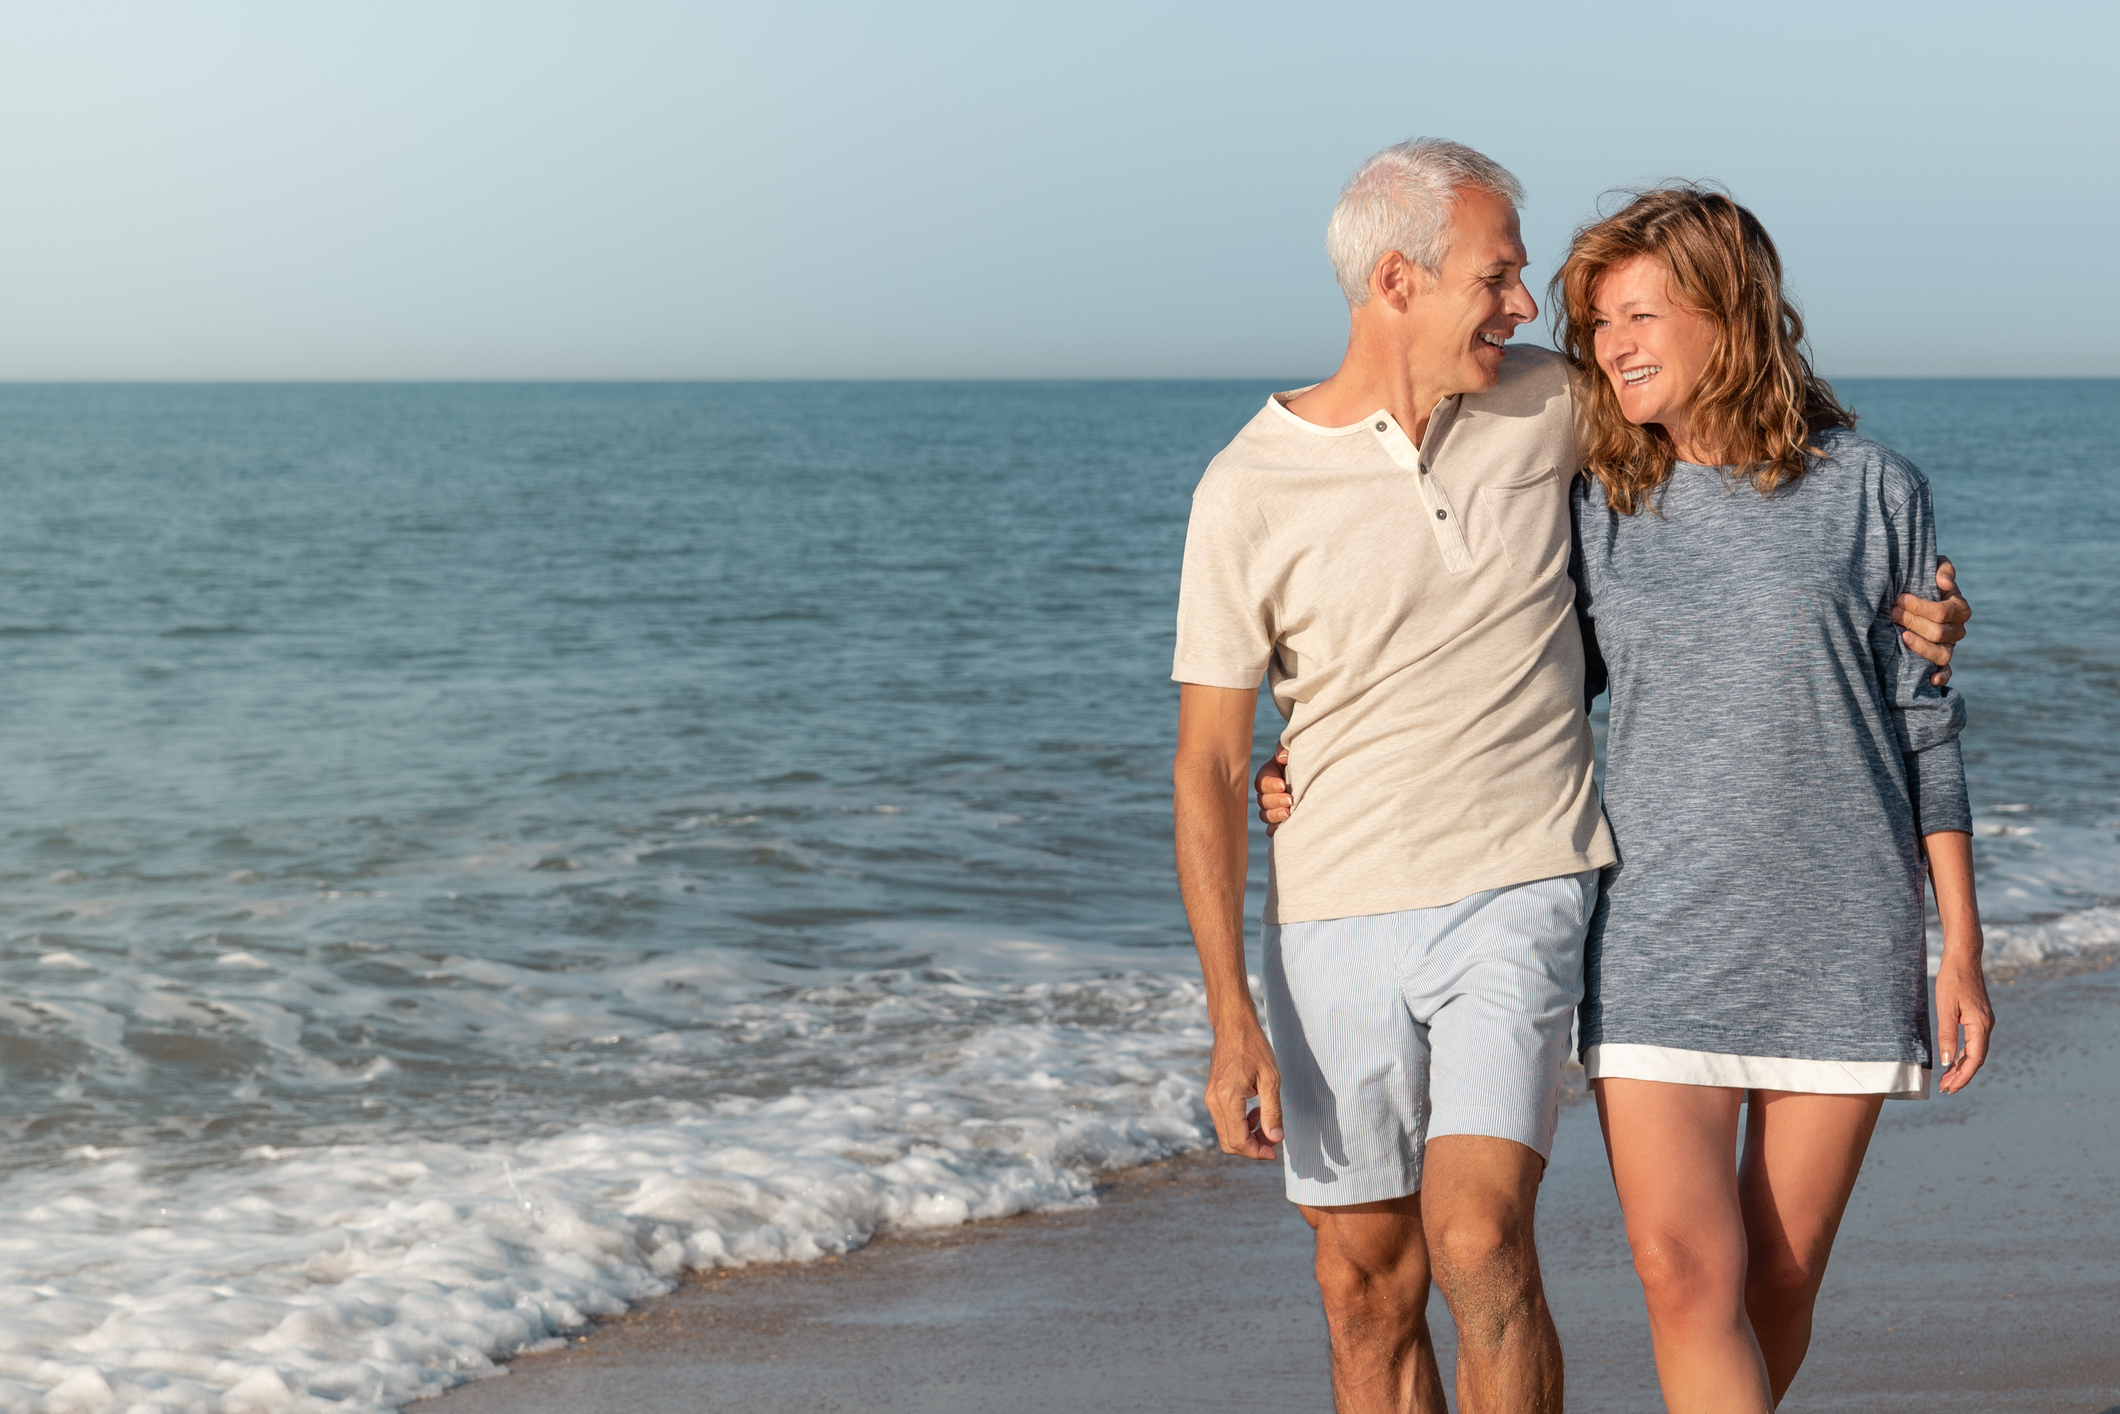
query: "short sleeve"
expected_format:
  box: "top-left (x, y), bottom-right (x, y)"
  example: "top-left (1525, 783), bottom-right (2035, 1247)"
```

top-left (1171, 487), bottom-right (1273, 689)
top-left (1565, 370), bottom-right (1596, 474)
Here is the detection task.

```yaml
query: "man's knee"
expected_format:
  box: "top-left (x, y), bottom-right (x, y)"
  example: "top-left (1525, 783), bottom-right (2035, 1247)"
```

top-left (1313, 1247), bottom-right (1429, 1329)
top-left (1422, 1146), bottom-right (1538, 1287)
top-left (1305, 1202), bottom-right (1430, 1325)
top-left (1428, 1201), bottom-right (1533, 1293)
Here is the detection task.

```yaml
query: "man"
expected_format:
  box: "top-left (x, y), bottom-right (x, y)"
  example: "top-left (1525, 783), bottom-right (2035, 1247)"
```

top-left (1170, 139), bottom-right (1967, 1414)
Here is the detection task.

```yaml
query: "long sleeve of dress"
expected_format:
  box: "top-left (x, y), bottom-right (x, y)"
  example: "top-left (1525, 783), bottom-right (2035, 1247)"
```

top-left (1871, 476), bottom-right (1972, 836)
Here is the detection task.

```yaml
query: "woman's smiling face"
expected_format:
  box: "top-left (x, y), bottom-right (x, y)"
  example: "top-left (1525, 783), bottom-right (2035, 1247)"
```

top-left (1590, 254), bottom-right (1721, 456)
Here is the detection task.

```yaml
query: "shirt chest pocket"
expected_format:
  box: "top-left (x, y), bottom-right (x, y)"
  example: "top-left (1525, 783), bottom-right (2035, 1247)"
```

top-left (1480, 468), bottom-right (1569, 580)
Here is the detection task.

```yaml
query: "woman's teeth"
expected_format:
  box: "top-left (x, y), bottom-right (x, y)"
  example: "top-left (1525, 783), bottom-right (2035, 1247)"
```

top-left (1478, 332), bottom-right (1506, 348)
top-left (1622, 364), bottom-right (1660, 386)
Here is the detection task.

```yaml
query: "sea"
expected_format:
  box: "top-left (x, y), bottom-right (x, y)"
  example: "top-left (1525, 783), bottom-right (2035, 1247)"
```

top-left (0, 377), bottom-right (2112, 1413)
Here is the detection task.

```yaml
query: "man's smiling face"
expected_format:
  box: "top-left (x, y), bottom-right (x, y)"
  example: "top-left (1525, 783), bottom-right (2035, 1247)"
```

top-left (1408, 187), bottom-right (1537, 399)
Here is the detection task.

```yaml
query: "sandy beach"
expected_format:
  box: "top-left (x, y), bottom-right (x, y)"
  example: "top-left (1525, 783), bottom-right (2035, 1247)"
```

top-left (426, 956), bottom-right (2120, 1413)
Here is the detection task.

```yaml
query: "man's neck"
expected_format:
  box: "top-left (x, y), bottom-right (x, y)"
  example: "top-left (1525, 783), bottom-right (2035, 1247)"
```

top-left (1283, 336), bottom-right (1456, 446)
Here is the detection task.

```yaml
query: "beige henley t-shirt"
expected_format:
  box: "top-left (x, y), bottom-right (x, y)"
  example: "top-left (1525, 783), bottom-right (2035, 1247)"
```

top-left (1173, 345), bottom-right (1615, 925)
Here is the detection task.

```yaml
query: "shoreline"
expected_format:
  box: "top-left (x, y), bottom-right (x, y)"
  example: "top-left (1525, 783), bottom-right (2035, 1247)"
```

top-left (427, 955), bottom-right (2120, 1412)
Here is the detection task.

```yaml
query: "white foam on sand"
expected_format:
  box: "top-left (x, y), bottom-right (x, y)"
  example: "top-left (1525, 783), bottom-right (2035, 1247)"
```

top-left (0, 959), bottom-right (1216, 1413)
top-left (2, 815), bottom-right (2111, 1413)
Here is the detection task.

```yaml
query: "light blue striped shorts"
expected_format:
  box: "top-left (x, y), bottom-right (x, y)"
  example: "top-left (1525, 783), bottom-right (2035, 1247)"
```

top-left (1262, 870), bottom-right (1598, 1206)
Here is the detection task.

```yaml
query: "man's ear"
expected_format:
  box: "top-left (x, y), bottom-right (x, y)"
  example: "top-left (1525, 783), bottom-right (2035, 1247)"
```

top-left (1370, 250), bottom-right (1421, 313)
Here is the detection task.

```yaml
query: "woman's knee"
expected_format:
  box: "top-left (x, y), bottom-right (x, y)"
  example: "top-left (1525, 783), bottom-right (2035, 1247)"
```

top-left (1627, 1224), bottom-right (1747, 1324)
top-left (1744, 1241), bottom-right (1827, 1312)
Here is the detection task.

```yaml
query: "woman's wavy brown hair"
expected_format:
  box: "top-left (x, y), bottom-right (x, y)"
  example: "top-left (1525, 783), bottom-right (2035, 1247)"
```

top-left (1552, 184), bottom-right (1854, 515)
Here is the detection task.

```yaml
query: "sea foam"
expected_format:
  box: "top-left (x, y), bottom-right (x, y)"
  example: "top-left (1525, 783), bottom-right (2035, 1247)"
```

top-left (0, 957), bottom-right (1215, 1413)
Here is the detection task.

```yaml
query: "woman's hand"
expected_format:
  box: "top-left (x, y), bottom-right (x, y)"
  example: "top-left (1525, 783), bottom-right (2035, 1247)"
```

top-left (1933, 949), bottom-right (1994, 1094)
top-left (1926, 830), bottom-right (1992, 1094)
top-left (1254, 747), bottom-right (1293, 835)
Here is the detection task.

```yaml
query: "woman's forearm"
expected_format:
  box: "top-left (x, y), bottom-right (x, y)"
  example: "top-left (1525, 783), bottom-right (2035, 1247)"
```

top-left (1925, 829), bottom-right (1993, 1088)
top-left (1924, 830), bottom-right (1982, 966)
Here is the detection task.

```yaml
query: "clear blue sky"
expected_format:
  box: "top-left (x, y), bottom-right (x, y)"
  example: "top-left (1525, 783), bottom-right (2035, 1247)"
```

top-left (1, 1), bottom-right (2112, 380)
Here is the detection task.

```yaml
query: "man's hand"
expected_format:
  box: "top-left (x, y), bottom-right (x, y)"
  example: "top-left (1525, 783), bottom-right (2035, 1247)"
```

top-left (1255, 747), bottom-right (1293, 836)
top-left (1206, 1016), bottom-right (1284, 1160)
top-left (1893, 555), bottom-right (1971, 687)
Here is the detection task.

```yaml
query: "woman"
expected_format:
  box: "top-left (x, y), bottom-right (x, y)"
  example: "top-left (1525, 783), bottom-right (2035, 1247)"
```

top-left (1558, 185), bottom-right (1993, 1411)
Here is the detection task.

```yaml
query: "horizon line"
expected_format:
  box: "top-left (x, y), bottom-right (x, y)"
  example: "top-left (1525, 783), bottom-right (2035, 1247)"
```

top-left (0, 373), bottom-right (2112, 387)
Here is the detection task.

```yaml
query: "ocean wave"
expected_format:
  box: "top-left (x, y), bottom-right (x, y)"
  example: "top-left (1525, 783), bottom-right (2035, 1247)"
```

top-left (0, 963), bottom-right (1214, 1413)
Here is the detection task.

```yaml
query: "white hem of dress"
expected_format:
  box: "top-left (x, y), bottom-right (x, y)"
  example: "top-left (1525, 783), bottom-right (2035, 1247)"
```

top-left (1582, 1043), bottom-right (1928, 1101)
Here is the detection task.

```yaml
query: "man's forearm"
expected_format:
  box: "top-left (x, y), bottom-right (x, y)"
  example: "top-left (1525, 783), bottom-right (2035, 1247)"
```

top-left (1173, 759), bottom-right (1258, 1030)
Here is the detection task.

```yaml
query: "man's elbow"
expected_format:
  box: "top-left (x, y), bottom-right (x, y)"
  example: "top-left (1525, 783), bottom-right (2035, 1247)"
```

top-left (1172, 749), bottom-right (1248, 797)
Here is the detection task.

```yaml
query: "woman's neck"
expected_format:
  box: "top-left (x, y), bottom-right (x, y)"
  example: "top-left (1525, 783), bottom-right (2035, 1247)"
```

top-left (1659, 409), bottom-right (1718, 465)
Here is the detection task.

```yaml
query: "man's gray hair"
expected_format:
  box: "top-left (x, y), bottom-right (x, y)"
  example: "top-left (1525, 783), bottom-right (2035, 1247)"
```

top-left (1327, 139), bottom-right (1524, 306)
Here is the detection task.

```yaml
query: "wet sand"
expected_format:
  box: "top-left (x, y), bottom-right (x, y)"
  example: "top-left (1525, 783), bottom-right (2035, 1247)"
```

top-left (427, 959), bottom-right (2120, 1413)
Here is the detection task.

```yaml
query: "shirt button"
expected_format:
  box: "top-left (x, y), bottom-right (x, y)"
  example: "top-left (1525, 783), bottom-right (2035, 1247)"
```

top-left (1418, 463), bottom-right (1429, 475)
top-left (1375, 421), bottom-right (1387, 432)
top-left (1435, 509), bottom-right (1447, 520)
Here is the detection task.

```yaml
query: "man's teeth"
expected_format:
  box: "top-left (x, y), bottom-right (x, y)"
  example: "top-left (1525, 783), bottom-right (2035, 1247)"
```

top-left (1478, 332), bottom-right (1507, 348)
top-left (1623, 365), bottom-right (1661, 386)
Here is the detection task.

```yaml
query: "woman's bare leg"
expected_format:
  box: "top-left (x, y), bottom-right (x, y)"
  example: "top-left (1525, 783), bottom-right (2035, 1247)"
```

top-left (1594, 1079), bottom-right (1773, 1414)
top-left (1737, 1090), bottom-right (1883, 1403)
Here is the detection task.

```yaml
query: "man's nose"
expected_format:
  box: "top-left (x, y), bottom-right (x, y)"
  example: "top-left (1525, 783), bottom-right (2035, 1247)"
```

top-left (1506, 280), bottom-right (1537, 325)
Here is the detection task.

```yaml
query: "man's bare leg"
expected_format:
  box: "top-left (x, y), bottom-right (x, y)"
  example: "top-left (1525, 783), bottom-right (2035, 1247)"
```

top-left (1299, 1196), bottom-right (1449, 1414)
top-left (1420, 1135), bottom-right (1563, 1414)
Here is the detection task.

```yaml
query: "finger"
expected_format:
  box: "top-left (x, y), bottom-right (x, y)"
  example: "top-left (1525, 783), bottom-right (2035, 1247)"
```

top-left (1955, 1009), bottom-right (1993, 1086)
top-left (1277, 747), bottom-right (1289, 763)
top-left (1930, 665), bottom-right (1952, 688)
top-left (1936, 556), bottom-right (1957, 595)
top-left (1901, 630), bottom-right (1955, 668)
top-left (1207, 1093), bottom-right (1239, 1152)
top-left (1893, 596), bottom-right (1970, 635)
top-left (1240, 1106), bottom-right (1279, 1161)
top-left (1934, 981), bottom-right (1961, 1078)
top-left (1212, 1092), bottom-right (1261, 1155)
top-left (1259, 792), bottom-right (1293, 812)
top-left (1241, 1109), bottom-right (1274, 1161)
top-left (1256, 1070), bottom-right (1284, 1145)
top-left (1895, 592), bottom-right (1971, 628)
top-left (1899, 622), bottom-right (1966, 649)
